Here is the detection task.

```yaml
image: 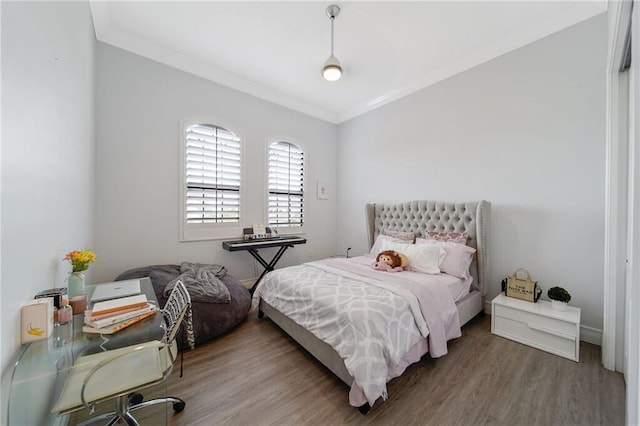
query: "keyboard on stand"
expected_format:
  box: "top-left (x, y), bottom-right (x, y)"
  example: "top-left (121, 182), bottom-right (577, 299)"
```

top-left (222, 236), bottom-right (306, 251)
top-left (222, 236), bottom-right (307, 293)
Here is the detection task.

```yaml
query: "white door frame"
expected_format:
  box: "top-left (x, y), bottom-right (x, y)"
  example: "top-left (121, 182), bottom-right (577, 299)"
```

top-left (603, 0), bottom-right (632, 373)
top-left (625, 2), bottom-right (639, 423)
top-left (604, 1), bottom-right (639, 424)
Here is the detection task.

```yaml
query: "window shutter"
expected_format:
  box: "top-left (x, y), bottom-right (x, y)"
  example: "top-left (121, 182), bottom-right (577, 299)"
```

top-left (185, 124), bottom-right (241, 224)
top-left (268, 141), bottom-right (304, 227)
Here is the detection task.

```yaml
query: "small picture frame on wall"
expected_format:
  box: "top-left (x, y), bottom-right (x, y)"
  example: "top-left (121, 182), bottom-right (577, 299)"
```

top-left (317, 181), bottom-right (329, 199)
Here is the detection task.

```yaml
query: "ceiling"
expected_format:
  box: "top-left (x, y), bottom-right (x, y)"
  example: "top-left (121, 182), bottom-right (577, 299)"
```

top-left (90, 1), bottom-right (607, 124)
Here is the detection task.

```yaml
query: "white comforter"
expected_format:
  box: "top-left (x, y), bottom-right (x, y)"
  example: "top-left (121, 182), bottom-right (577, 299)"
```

top-left (252, 256), bottom-right (461, 407)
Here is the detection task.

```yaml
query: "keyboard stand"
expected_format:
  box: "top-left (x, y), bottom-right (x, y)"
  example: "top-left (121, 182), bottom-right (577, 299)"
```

top-left (222, 236), bottom-right (307, 293)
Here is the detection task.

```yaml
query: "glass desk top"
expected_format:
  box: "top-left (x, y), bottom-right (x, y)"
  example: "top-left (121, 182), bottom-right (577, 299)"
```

top-left (7, 277), bottom-right (166, 426)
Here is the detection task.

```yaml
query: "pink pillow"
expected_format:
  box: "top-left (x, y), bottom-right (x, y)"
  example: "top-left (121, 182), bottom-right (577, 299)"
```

top-left (383, 230), bottom-right (416, 243)
top-left (424, 231), bottom-right (469, 244)
top-left (416, 238), bottom-right (476, 279)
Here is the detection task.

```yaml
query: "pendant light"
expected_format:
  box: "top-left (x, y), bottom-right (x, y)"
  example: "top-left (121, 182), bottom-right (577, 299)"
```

top-left (322, 5), bottom-right (342, 82)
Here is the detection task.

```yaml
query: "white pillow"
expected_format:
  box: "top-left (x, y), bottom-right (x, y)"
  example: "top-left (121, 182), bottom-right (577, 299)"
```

top-left (380, 240), bottom-right (444, 274)
top-left (369, 234), bottom-right (412, 257)
top-left (415, 238), bottom-right (476, 279)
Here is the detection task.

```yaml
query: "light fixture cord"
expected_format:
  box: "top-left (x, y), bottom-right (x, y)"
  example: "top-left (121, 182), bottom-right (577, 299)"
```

top-left (330, 16), bottom-right (335, 56)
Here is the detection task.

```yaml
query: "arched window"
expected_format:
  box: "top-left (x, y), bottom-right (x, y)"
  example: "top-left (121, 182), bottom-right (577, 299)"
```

top-left (267, 141), bottom-right (304, 228)
top-left (181, 123), bottom-right (241, 240)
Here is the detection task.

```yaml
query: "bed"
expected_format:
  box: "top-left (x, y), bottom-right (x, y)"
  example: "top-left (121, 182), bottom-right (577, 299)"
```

top-left (252, 200), bottom-right (490, 412)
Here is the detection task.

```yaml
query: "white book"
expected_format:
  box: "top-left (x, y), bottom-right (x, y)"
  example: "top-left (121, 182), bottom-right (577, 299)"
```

top-left (85, 303), bottom-right (157, 329)
top-left (90, 294), bottom-right (148, 317)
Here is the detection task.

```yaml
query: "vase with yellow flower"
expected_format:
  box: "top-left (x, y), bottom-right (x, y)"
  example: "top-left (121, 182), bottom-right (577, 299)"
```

top-left (64, 250), bottom-right (96, 298)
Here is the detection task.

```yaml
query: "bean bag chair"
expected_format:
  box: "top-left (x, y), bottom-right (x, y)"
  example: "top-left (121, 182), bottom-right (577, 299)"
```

top-left (115, 264), bottom-right (250, 347)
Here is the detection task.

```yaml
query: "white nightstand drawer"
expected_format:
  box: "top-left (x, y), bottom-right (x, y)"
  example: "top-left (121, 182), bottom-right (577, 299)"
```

top-left (493, 304), bottom-right (577, 337)
top-left (491, 293), bottom-right (580, 362)
top-left (493, 314), bottom-right (577, 360)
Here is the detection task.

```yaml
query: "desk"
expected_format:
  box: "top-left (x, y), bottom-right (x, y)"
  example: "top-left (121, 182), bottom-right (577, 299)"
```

top-left (7, 278), bottom-right (165, 426)
top-left (222, 236), bottom-right (306, 293)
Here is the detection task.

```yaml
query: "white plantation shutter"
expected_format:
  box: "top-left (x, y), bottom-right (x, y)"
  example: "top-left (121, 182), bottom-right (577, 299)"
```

top-left (185, 124), bottom-right (241, 224)
top-left (268, 141), bottom-right (304, 227)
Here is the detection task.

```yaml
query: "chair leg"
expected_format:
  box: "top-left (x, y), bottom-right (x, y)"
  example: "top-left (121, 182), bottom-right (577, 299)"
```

top-left (76, 394), bottom-right (184, 426)
top-left (103, 412), bottom-right (139, 426)
top-left (129, 396), bottom-right (186, 413)
top-left (103, 394), bottom-right (139, 426)
top-left (122, 411), bottom-right (140, 426)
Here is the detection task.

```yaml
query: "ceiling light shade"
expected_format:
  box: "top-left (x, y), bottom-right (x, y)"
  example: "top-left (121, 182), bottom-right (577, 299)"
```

top-left (323, 5), bottom-right (342, 81)
top-left (323, 55), bottom-right (342, 81)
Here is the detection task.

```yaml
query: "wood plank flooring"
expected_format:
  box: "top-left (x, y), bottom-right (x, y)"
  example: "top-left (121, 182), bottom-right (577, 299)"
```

top-left (165, 312), bottom-right (625, 426)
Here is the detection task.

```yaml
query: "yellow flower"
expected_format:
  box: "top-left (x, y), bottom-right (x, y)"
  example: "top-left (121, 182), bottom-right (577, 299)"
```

top-left (64, 249), bottom-right (96, 272)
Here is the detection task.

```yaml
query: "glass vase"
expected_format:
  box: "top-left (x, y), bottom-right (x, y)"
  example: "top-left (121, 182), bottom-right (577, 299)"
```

top-left (67, 271), bottom-right (85, 298)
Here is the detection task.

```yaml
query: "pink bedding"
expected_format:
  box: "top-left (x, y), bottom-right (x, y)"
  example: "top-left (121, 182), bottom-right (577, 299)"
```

top-left (253, 256), bottom-right (462, 407)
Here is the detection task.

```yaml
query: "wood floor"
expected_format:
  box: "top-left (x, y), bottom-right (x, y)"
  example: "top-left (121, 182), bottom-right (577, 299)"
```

top-left (165, 312), bottom-right (625, 426)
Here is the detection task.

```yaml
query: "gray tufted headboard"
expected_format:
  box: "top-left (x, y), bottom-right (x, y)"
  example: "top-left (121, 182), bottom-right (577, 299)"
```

top-left (365, 200), bottom-right (490, 296)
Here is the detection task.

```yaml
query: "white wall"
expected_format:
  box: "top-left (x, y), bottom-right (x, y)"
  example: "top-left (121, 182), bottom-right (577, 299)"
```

top-left (93, 43), bottom-right (337, 283)
top-left (336, 15), bottom-right (607, 337)
top-left (1, 1), bottom-right (95, 422)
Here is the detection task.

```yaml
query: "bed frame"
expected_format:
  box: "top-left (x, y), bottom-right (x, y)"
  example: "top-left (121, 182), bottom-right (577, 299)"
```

top-left (259, 200), bottom-right (491, 400)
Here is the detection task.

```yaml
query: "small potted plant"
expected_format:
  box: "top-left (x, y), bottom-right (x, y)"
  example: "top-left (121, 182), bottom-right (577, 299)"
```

top-left (547, 286), bottom-right (571, 311)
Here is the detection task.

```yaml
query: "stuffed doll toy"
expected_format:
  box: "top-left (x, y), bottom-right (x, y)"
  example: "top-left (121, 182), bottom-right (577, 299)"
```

top-left (372, 250), bottom-right (409, 272)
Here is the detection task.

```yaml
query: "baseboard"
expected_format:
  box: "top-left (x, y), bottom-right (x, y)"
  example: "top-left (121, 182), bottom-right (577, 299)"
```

top-left (484, 300), bottom-right (602, 346)
top-left (580, 325), bottom-right (602, 346)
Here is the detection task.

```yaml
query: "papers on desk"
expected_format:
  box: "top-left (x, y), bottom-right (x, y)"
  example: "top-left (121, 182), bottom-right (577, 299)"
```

top-left (84, 294), bottom-right (156, 334)
top-left (51, 341), bottom-right (164, 414)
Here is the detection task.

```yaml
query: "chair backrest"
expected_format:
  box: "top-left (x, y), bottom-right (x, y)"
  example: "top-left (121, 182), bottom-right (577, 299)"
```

top-left (162, 281), bottom-right (192, 345)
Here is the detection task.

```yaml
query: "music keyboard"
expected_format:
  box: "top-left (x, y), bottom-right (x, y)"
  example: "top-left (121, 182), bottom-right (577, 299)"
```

top-left (222, 236), bottom-right (307, 251)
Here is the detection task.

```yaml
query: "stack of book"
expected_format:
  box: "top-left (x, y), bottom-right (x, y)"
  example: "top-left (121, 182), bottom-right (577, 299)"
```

top-left (83, 294), bottom-right (157, 334)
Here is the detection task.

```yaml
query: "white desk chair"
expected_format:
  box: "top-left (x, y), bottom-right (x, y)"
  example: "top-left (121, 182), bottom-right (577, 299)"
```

top-left (53, 281), bottom-right (194, 426)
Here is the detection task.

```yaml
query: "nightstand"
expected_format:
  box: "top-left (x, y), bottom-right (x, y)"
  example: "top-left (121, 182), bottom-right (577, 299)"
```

top-left (491, 293), bottom-right (581, 362)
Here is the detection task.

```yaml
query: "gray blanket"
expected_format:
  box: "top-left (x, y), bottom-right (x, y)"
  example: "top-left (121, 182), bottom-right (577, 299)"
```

top-left (164, 262), bottom-right (231, 303)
